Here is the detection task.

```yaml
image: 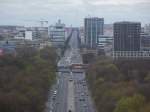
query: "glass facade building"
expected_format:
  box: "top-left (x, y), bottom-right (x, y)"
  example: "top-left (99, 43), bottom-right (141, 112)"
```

top-left (114, 21), bottom-right (141, 51)
top-left (84, 17), bottom-right (104, 48)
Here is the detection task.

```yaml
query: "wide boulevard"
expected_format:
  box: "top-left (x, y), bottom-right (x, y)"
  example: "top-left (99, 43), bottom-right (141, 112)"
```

top-left (46, 29), bottom-right (96, 112)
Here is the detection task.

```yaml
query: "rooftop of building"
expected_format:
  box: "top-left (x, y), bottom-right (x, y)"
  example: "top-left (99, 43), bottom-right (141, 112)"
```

top-left (114, 21), bottom-right (141, 24)
top-left (84, 17), bottom-right (104, 20)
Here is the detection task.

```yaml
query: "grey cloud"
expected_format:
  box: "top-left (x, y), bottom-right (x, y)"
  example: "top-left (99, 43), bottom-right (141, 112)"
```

top-left (0, 0), bottom-right (150, 26)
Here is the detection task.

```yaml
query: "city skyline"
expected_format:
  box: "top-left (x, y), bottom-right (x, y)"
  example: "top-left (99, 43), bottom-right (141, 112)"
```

top-left (0, 0), bottom-right (150, 26)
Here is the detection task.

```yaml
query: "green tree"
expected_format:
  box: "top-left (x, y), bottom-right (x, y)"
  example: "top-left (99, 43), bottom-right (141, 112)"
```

top-left (114, 94), bottom-right (145, 112)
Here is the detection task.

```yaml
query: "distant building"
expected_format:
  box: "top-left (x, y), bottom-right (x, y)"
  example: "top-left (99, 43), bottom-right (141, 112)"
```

top-left (15, 30), bottom-right (33, 40)
top-left (98, 35), bottom-right (113, 48)
top-left (0, 25), bottom-right (25, 40)
top-left (114, 21), bottom-right (141, 51)
top-left (144, 24), bottom-right (150, 35)
top-left (25, 31), bottom-right (33, 40)
top-left (27, 27), bottom-right (48, 40)
top-left (97, 35), bottom-right (113, 56)
top-left (112, 21), bottom-right (150, 59)
top-left (140, 32), bottom-right (150, 51)
top-left (49, 20), bottom-right (66, 47)
top-left (14, 30), bottom-right (25, 39)
top-left (14, 27), bottom-right (48, 40)
top-left (84, 17), bottom-right (104, 48)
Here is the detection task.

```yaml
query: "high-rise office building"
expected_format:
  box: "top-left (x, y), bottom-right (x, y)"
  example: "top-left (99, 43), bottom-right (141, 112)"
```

top-left (49, 20), bottom-right (66, 47)
top-left (84, 17), bottom-right (104, 48)
top-left (114, 21), bottom-right (141, 51)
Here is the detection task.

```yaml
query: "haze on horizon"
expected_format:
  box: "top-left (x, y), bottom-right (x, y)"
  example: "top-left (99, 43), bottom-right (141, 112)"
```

top-left (0, 0), bottom-right (150, 27)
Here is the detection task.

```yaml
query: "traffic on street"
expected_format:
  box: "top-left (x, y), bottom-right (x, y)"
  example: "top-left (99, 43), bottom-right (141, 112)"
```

top-left (46, 29), bottom-right (95, 112)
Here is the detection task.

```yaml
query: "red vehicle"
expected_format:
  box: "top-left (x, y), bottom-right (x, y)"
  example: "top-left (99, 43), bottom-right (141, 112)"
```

top-left (70, 64), bottom-right (88, 69)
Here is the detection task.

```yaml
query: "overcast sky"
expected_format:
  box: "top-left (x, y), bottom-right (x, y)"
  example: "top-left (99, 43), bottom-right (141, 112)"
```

top-left (0, 0), bottom-right (150, 26)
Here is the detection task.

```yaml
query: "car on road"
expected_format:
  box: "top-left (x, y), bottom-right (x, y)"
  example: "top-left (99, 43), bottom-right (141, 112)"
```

top-left (69, 78), bottom-right (73, 81)
top-left (53, 90), bottom-right (57, 95)
top-left (52, 90), bottom-right (57, 100)
top-left (52, 95), bottom-right (56, 100)
top-left (83, 104), bottom-right (87, 107)
top-left (81, 93), bottom-right (84, 96)
top-left (79, 98), bottom-right (85, 101)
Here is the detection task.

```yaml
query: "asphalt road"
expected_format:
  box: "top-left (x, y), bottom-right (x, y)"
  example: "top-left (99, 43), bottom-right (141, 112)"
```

top-left (73, 72), bottom-right (95, 112)
top-left (46, 29), bottom-right (96, 112)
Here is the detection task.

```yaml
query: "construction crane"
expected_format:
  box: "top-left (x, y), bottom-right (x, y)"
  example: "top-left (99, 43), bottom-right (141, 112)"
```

top-left (39, 20), bottom-right (48, 27)
top-left (24, 19), bottom-right (48, 27)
